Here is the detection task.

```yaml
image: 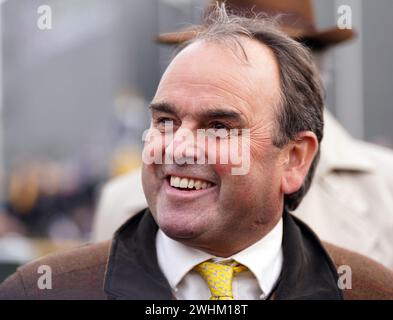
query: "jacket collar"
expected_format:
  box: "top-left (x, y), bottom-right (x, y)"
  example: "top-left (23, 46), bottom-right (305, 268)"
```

top-left (104, 208), bottom-right (343, 300)
top-left (104, 210), bottom-right (172, 299)
top-left (317, 111), bottom-right (375, 178)
top-left (273, 213), bottom-right (343, 300)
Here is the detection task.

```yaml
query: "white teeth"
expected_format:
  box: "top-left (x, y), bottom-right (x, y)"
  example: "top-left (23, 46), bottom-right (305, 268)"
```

top-left (170, 176), bottom-right (181, 188)
top-left (169, 175), bottom-right (213, 190)
top-left (187, 179), bottom-right (195, 189)
top-left (194, 180), bottom-right (202, 190)
top-left (180, 178), bottom-right (188, 188)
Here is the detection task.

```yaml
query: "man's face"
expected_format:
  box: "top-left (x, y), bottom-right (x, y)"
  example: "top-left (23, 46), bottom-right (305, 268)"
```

top-left (142, 38), bottom-right (286, 256)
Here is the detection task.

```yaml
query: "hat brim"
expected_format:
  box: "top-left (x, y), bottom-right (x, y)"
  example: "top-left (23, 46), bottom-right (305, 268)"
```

top-left (156, 25), bottom-right (356, 49)
top-left (297, 27), bottom-right (356, 49)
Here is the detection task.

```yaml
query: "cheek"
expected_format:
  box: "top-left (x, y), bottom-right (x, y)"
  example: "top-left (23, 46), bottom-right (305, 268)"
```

top-left (141, 163), bottom-right (155, 196)
top-left (213, 143), bottom-right (283, 198)
top-left (206, 135), bottom-right (251, 172)
top-left (210, 136), bottom-right (273, 177)
top-left (142, 128), bottom-right (166, 165)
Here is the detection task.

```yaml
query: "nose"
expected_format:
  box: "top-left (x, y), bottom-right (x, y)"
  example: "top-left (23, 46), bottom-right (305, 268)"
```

top-left (164, 127), bottom-right (205, 165)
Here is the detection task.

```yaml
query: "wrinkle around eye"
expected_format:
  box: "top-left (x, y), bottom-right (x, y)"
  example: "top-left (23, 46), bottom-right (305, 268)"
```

top-left (250, 133), bottom-right (272, 157)
top-left (248, 122), bottom-right (276, 157)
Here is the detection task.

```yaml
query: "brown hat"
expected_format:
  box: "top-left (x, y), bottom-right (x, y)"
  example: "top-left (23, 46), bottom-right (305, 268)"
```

top-left (157, 0), bottom-right (355, 49)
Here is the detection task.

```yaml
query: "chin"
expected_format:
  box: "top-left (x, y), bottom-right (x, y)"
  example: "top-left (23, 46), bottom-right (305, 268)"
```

top-left (156, 210), bottom-right (203, 241)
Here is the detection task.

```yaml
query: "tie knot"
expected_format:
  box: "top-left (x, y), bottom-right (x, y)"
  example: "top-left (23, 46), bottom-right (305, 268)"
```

top-left (194, 260), bottom-right (247, 300)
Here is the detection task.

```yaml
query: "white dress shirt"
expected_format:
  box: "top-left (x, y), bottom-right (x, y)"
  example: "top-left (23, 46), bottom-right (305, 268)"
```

top-left (156, 218), bottom-right (283, 300)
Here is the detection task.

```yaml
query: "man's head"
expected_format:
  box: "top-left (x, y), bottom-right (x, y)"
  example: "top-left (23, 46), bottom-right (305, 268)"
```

top-left (142, 5), bottom-right (324, 257)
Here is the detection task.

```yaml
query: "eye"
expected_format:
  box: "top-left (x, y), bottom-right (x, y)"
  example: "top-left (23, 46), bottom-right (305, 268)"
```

top-left (153, 117), bottom-right (176, 132)
top-left (206, 121), bottom-right (232, 139)
top-left (211, 121), bottom-right (230, 131)
top-left (157, 117), bottom-right (173, 124)
top-left (154, 117), bottom-right (173, 126)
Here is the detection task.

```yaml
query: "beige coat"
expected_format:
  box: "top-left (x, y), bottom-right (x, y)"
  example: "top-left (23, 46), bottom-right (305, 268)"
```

top-left (92, 111), bottom-right (393, 269)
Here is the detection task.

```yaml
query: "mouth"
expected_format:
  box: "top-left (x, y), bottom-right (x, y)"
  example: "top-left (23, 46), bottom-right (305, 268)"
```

top-left (163, 174), bottom-right (219, 203)
top-left (163, 174), bottom-right (218, 199)
top-left (168, 175), bottom-right (215, 191)
top-left (162, 175), bottom-right (219, 205)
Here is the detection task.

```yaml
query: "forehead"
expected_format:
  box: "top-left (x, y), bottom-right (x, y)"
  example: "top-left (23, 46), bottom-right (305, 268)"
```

top-left (153, 38), bottom-right (281, 120)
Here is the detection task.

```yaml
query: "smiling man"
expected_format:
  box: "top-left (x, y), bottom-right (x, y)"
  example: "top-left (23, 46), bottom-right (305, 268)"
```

top-left (143, 35), bottom-right (292, 258)
top-left (1, 4), bottom-right (393, 300)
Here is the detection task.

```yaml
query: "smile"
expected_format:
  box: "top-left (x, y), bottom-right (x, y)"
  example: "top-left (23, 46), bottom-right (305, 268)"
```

top-left (169, 175), bottom-right (214, 190)
top-left (163, 176), bottom-right (218, 200)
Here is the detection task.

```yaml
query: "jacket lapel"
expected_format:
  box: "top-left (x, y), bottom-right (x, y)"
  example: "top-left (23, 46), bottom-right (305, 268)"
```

top-left (273, 211), bottom-right (343, 300)
top-left (104, 209), bottom-right (173, 299)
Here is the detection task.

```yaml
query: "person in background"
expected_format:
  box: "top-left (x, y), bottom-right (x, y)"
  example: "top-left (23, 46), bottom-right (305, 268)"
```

top-left (92, 0), bottom-right (393, 270)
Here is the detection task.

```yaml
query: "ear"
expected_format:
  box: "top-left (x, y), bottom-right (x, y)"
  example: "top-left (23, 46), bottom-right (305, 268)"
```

top-left (280, 131), bottom-right (319, 195)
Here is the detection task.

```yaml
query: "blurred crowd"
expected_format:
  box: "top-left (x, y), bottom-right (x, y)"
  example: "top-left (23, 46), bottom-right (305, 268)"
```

top-left (2, 158), bottom-right (98, 239)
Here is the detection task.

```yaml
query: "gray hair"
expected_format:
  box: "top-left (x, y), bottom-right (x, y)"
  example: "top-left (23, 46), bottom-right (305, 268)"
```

top-left (176, 3), bottom-right (325, 211)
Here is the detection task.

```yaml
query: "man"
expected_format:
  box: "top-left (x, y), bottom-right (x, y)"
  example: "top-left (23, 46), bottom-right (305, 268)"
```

top-left (1, 4), bottom-right (393, 300)
top-left (92, 0), bottom-right (393, 270)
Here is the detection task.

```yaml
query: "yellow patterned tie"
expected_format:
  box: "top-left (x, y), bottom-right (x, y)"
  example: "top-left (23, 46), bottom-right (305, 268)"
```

top-left (194, 260), bottom-right (247, 300)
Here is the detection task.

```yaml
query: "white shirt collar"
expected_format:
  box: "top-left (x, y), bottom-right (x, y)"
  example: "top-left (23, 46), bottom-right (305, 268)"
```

top-left (156, 218), bottom-right (283, 296)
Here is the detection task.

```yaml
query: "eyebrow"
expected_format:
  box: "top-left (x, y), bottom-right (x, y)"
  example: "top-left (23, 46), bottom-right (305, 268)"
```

top-left (149, 102), bottom-right (176, 115)
top-left (202, 109), bottom-right (244, 122)
top-left (149, 102), bottom-right (245, 124)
